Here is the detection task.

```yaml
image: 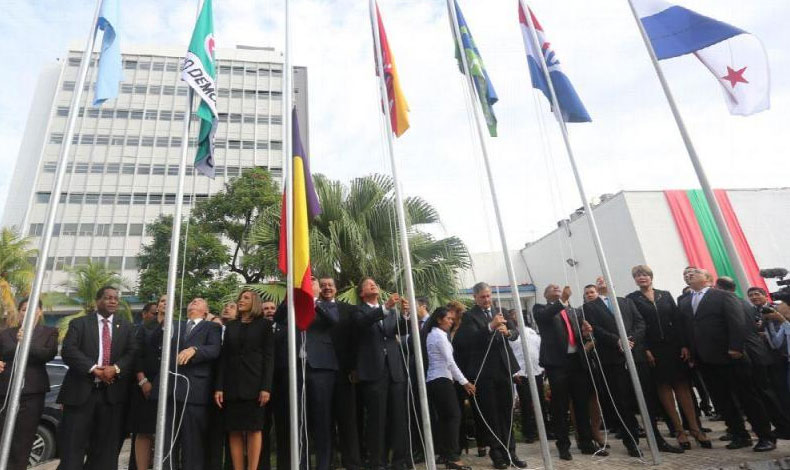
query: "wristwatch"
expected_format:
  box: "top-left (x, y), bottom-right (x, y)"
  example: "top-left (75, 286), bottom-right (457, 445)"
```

top-left (138, 377), bottom-right (149, 387)
top-left (114, 364), bottom-right (121, 375)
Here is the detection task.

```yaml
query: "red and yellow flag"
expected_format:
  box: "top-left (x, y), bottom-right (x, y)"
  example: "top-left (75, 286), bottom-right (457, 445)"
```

top-left (374, 3), bottom-right (410, 137)
top-left (279, 109), bottom-right (322, 331)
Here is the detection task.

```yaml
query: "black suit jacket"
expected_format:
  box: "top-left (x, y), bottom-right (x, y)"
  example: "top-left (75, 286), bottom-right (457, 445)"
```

top-left (326, 300), bottom-right (358, 374)
top-left (738, 298), bottom-right (774, 366)
top-left (133, 320), bottom-right (163, 380)
top-left (534, 301), bottom-right (584, 368)
top-left (275, 301), bottom-right (339, 371)
top-left (355, 303), bottom-right (408, 382)
top-left (452, 305), bottom-right (520, 381)
top-left (0, 325), bottom-right (58, 395)
top-left (584, 296), bottom-right (646, 365)
top-left (678, 288), bottom-right (745, 365)
top-left (216, 316), bottom-right (274, 401)
top-left (158, 319), bottom-right (222, 405)
top-left (58, 312), bottom-right (138, 406)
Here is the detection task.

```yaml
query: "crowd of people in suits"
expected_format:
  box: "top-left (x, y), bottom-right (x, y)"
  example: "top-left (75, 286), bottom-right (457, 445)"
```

top-left (0, 263), bottom-right (789, 470)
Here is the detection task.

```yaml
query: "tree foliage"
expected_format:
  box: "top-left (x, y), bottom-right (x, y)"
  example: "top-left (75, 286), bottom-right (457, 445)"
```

top-left (248, 174), bottom-right (471, 305)
top-left (191, 168), bottom-right (281, 283)
top-left (137, 215), bottom-right (237, 313)
top-left (0, 227), bottom-right (37, 323)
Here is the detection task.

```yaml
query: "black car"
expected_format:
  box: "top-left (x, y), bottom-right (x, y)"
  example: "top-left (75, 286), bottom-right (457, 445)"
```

top-left (28, 358), bottom-right (67, 467)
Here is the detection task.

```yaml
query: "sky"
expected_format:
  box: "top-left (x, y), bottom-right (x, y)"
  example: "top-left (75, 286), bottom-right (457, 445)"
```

top-left (1, 0), bottom-right (788, 256)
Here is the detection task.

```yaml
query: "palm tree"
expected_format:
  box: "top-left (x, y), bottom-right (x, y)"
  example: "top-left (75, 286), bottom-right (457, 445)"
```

top-left (0, 227), bottom-right (37, 326)
top-left (249, 174), bottom-right (470, 305)
top-left (56, 260), bottom-right (131, 339)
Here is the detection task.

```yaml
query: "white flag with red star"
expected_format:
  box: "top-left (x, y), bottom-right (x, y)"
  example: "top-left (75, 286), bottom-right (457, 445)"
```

top-left (635, 0), bottom-right (770, 116)
top-left (694, 33), bottom-right (770, 116)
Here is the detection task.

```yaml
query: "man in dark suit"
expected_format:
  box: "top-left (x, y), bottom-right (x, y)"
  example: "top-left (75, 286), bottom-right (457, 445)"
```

top-left (355, 277), bottom-right (410, 470)
top-left (57, 286), bottom-right (138, 470)
top-left (679, 269), bottom-right (775, 452)
top-left (748, 286), bottom-right (790, 413)
top-left (320, 277), bottom-right (363, 470)
top-left (453, 282), bottom-right (526, 469)
top-left (157, 297), bottom-right (222, 470)
top-left (583, 281), bottom-right (643, 457)
top-left (273, 277), bottom-right (339, 470)
top-left (261, 300), bottom-right (281, 470)
top-left (534, 284), bottom-right (602, 461)
top-left (716, 278), bottom-right (790, 438)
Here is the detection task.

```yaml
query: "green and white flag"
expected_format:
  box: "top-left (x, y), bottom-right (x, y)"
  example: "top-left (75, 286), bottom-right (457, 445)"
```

top-left (182, 0), bottom-right (218, 177)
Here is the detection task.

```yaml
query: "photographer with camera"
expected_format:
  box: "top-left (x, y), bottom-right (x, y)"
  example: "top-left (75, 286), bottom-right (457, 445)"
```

top-left (753, 289), bottom-right (790, 409)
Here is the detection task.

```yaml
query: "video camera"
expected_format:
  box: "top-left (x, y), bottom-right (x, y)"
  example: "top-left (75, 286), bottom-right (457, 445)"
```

top-left (759, 268), bottom-right (790, 304)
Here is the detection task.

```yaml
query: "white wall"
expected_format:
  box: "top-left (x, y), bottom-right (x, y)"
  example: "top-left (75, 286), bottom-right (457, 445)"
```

top-left (2, 64), bottom-right (61, 230)
top-left (625, 192), bottom-right (690, 297)
top-left (522, 192), bottom-right (645, 305)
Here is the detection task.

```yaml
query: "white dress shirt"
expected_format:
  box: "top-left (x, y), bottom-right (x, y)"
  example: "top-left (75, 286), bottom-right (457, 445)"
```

top-left (426, 328), bottom-right (468, 385)
top-left (691, 287), bottom-right (710, 315)
top-left (511, 327), bottom-right (543, 377)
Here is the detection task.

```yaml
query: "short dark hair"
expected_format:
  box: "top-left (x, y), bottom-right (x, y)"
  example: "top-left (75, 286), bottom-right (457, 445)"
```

top-left (357, 277), bottom-right (375, 296)
top-left (318, 276), bottom-right (336, 285)
top-left (584, 284), bottom-right (597, 291)
top-left (142, 302), bottom-right (157, 315)
top-left (747, 287), bottom-right (767, 296)
top-left (17, 297), bottom-right (43, 311)
top-left (96, 286), bottom-right (118, 301)
top-left (715, 277), bottom-right (737, 292)
top-left (472, 282), bottom-right (490, 295)
top-left (416, 297), bottom-right (429, 308)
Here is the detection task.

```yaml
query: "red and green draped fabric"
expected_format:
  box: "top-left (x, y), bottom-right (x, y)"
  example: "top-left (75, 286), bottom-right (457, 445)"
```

top-left (664, 190), bottom-right (768, 297)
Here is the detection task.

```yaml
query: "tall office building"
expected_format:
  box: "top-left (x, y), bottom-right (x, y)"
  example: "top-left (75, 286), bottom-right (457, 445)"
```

top-left (2, 44), bottom-right (308, 294)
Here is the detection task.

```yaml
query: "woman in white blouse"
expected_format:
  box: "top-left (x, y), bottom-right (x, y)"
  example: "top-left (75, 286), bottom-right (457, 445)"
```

top-left (426, 307), bottom-right (476, 470)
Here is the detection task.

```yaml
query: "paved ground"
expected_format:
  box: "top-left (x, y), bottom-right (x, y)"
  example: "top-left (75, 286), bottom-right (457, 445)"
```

top-left (36, 417), bottom-right (790, 470)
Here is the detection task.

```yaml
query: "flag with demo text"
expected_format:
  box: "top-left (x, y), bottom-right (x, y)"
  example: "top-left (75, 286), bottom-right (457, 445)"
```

top-left (279, 109), bottom-right (322, 331)
top-left (634, 0), bottom-right (769, 115)
top-left (182, 0), bottom-right (218, 176)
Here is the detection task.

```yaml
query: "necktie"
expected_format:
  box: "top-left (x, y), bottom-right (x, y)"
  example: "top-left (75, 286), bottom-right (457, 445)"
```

top-left (604, 297), bottom-right (613, 314)
top-left (101, 318), bottom-right (111, 366)
top-left (560, 309), bottom-right (576, 347)
top-left (186, 320), bottom-right (195, 336)
top-left (484, 309), bottom-right (492, 320)
top-left (692, 292), bottom-right (702, 315)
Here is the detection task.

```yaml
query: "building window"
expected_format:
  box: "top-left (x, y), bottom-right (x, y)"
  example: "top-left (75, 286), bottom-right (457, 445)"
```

top-left (128, 224), bottom-right (144, 236)
top-left (85, 193), bottom-right (100, 204)
top-left (96, 224), bottom-right (112, 236)
top-left (227, 167), bottom-right (240, 177)
top-left (125, 257), bottom-right (140, 270)
top-left (121, 164), bottom-right (136, 175)
top-left (171, 137), bottom-right (182, 147)
top-left (43, 162), bottom-right (57, 173)
top-left (62, 223), bottom-right (78, 236)
top-left (28, 224), bottom-right (44, 236)
top-left (50, 134), bottom-right (64, 144)
top-left (121, 84), bottom-right (133, 93)
top-left (156, 137), bottom-right (169, 147)
top-left (96, 135), bottom-right (110, 145)
top-left (164, 194), bottom-right (176, 205)
top-left (152, 164), bottom-right (166, 175)
top-left (106, 163), bottom-right (120, 174)
top-left (152, 62), bottom-right (165, 71)
top-left (149, 194), bottom-right (162, 204)
top-left (159, 110), bottom-right (172, 120)
top-left (137, 164), bottom-right (151, 175)
top-left (130, 110), bottom-right (143, 120)
top-left (134, 85), bottom-right (147, 94)
top-left (167, 165), bottom-right (179, 176)
top-left (74, 163), bottom-right (89, 174)
top-left (124, 60), bottom-right (138, 70)
top-left (112, 224), bottom-right (126, 236)
top-left (73, 257), bottom-right (90, 267)
top-left (117, 194), bottom-right (131, 205)
top-left (68, 193), bottom-right (84, 204)
top-left (133, 194), bottom-right (147, 205)
top-left (126, 136), bottom-right (139, 146)
top-left (145, 110), bottom-right (158, 120)
top-left (63, 81), bottom-right (75, 91)
top-left (107, 257), bottom-right (123, 270)
top-left (141, 136), bottom-right (154, 147)
top-left (78, 224), bottom-right (94, 236)
top-left (101, 194), bottom-right (116, 204)
top-left (56, 107), bottom-right (69, 117)
top-left (55, 257), bottom-right (71, 271)
top-left (116, 109), bottom-right (129, 119)
top-left (90, 163), bottom-right (105, 174)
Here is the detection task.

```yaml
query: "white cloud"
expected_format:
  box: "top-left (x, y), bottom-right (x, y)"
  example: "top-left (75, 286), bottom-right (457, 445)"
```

top-left (1, 0), bottom-right (788, 256)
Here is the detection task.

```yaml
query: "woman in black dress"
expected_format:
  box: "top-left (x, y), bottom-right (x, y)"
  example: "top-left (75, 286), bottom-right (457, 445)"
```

top-left (129, 296), bottom-right (165, 470)
top-left (215, 290), bottom-right (274, 470)
top-left (626, 265), bottom-right (711, 449)
top-left (0, 298), bottom-right (58, 470)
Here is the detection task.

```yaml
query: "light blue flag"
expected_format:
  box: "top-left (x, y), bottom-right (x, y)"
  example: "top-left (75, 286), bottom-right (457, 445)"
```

top-left (93, 0), bottom-right (122, 106)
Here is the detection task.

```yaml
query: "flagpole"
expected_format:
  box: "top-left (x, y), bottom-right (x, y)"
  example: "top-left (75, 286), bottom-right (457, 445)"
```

top-left (368, 3), bottom-right (437, 469)
top-left (519, 1), bottom-right (660, 463)
top-left (445, 2), bottom-right (552, 469)
top-left (0, 1), bottom-right (103, 468)
top-left (152, 0), bottom-right (202, 467)
top-left (282, 0), bottom-right (301, 468)
top-left (624, 0), bottom-right (751, 294)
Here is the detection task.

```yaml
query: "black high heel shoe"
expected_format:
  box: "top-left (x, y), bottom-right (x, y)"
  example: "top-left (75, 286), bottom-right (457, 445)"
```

top-left (691, 430), bottom-right (713, 449)
top-left (676, 431), bottom-right (691, 450)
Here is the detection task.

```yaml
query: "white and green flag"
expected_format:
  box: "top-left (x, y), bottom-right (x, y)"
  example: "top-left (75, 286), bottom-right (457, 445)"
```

top-left (182, 0), bottom-right (218, 177)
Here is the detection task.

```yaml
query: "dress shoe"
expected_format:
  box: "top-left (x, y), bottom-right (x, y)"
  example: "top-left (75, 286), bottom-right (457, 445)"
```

top-left (753, 439), bottom-right (776, 452)
top-left (626, 446), bottom-right (642, 458)
top-left (511, 457), bottom-right (528, 468)
top-left (435, 455), bottom-right (448, 465)
top-left (657, 439), bottom-right (684, 454)
top-left (701, 427), bottom-right (712, 433)
top-left (580, 445), bottom-right (608, 456)
top-left (446, 462), bottom-right (471, 470)
top-left (710, 413), bottom-right (725, 421)
top-left (725, 438), bottom-right (753, 450)
top-left (558, 448), bottom-right (572, 461)
top-left (492, 460), bottom-right (508, 469)
top-left (719, 432), bottom-right (733, 442)
top-left (477, 448), bottom-right (487, 458)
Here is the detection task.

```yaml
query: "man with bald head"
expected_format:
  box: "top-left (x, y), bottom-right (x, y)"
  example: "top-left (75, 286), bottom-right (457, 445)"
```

top-left (156, 297), bottom-right (222, 470)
